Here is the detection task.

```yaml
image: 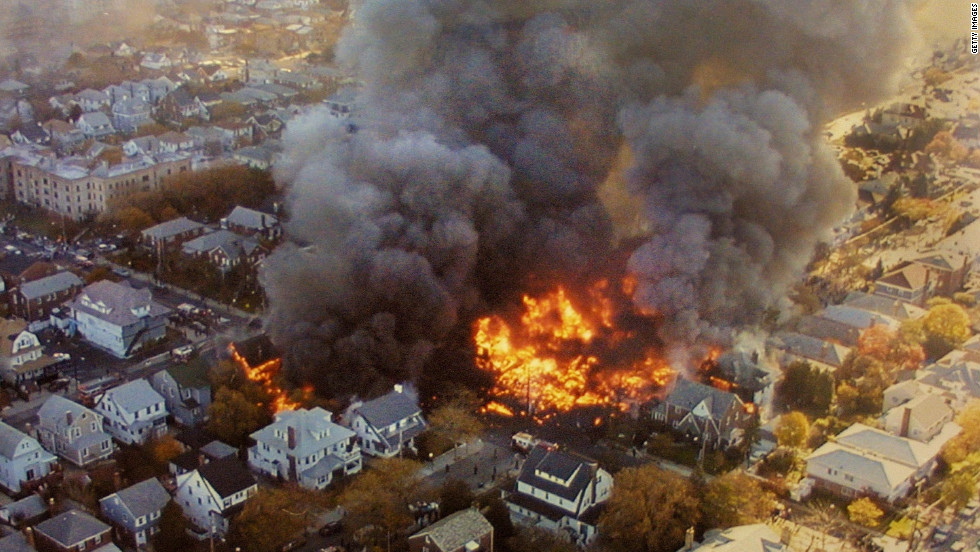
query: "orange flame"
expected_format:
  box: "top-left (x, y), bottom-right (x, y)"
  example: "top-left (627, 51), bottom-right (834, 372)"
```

top-left (228, 343), bottom-right (306, 413)
top-left (475, 284), bottom-right (674, 418)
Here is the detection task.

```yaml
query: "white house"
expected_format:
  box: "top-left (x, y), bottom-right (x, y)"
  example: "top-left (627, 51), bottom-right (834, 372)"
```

top-left (0, 421), bottom-right (58, 494)
top-left (37, 395), bottom-right (115, 467)
top-left (248, 407), bottom-right (361, 490)
top-left (344, 384), bottom-right (427, 457)
top-left (100, 477), bottom-right (171, 549)
top-left (74, 88), bottom-right (111, 112)
top-left (140, 53), bottom-right (173, 71)
top-left (111, 98), bottom-right (152, 133)
top-left (684, 524), bottom-right (788, 552)
top-left (95, 379), bottom-right (168, 445)
top-left (76, 111), bottom-right (116, 139)
top-left (805, 422), bottom-right (960, 503)
top-left (174, 456), bottom-right (257, 539)
top-left (67, 280), bottom-right (172, 358)
top-left (505, 444), bottom-right (613, 546)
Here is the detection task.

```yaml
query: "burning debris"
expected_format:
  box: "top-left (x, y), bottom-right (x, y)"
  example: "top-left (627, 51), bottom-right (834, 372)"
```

top-left (475, 281), bottom-right (673, 419)
top-left (261, 0), bottom-right (917, 400)
top-left (228, 336), bottom-right (311, 414)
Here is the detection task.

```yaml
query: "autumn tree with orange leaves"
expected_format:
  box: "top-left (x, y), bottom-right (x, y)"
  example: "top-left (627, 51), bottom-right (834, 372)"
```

top-left (857, 324), bottom-right (924, 371)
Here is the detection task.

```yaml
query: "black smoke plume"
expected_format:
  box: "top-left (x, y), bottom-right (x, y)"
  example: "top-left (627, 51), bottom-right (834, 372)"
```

top-left (261, 0), bottom-right (915, 396)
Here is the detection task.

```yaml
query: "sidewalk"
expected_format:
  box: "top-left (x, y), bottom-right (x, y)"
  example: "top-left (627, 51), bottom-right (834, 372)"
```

top-left (418, 439), bottom-right (486, 477)
top-left (1, 389), bottom-right (54, 420)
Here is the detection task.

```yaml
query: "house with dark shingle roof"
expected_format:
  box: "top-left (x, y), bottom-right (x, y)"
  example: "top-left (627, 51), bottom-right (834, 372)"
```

top-left (100, 478), bottom-right (170, 549)
top-left (767, 331), bottom-right (850, 372)
top-left (650, 378), bottom-right (752, 448)
top-left (181, 229), bottom-right (265, 273)
top-left (874, 263), bottom-right (932, 307)
top-left (0, 493), bottom-right (50, 528)
top-left (33, 509), bottom-right (115, 552)
top-left (222, 205), bottom-right (281, 240)
top-left (174, 456), bottom-right (257, 538)
top-left (505, 445), bottom-right (611, 546)
top-left (408, 508), bottom-right (493, 552)
top-left (344, 384), bottom-right (427, 457)
top-left (149, 358), bottom-right (212, 427)
top-left (67, 281), bottom-right (171, 358)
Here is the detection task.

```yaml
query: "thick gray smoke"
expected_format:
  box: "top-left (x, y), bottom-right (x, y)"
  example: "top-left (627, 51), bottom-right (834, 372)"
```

top-left (261, 0), bottom-right (915, 395)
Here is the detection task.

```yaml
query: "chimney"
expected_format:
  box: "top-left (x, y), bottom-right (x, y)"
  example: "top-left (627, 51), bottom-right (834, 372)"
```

top-left (393, 383), bottom-right (403, 394)
top-left (22, 527), bottom-right (34, 549)
top-left (751, 350), bottom-right (759, 364)
top-left (198, 453), bottom-right (207, 467)
top-left (65, 411), bottom-right (73, 426)
top-left (899, 406), bottom-right (912, 438)
top-left (287, 426), bottom-right (296, 449)
top-left (781, 526), bottom-right (793, 546)
top-left (684, 527), bottom-right (695, 550)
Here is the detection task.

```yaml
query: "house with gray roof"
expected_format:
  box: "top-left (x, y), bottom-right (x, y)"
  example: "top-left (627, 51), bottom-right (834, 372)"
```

top-left (67, 280), bottom-right (171, 358)
top-left (74, 89), bottom-right (111, 112)
top-left (0, 80), bottom-right (29, 98)
top-left (100, 478), bottom-right (170, 549)
top-left (37, 395), bottom-right (114, 467)
top-left (650, 378), bottom-right (752, 449)
top-left (95, 379), bottom-right (168, 445)
top-left (34, 509), bottom-right (114, 552)
top-left (141, 216), bottom-right (209, 249)
top-left (796, 305), bottom-right (900, 347)
top-left (76, 112), bottom-right (115, 139)
top-left (767, 331), bottom-right (850, 372)
top-left (0, 493), bottom-right (50, 528)
top-left (344, 384), bottom-right (427, 458)
top-left (149, 359), bottom-right (212, 427)
top-left (0, 421), bottom-right (58, 495)
top-left (842, 291), bottom-right (927, 321)
top-left (881, 393), bottom-right (953, 442)
top-left (408, 508), bottom-right (493, 552)
top-left (9, 270), bottom-right (83, 325)
top-left (0, 532), bottom-right (34, 552)
top-left (805, 422), bottom-right (959, 503)
top-left (248, 407), bottom-right (361, 490)
top-left (181, 229), bottom-right (264, 273)
top-left (222, 205), bottom-right (281, 240)
top-left (505, 444), bottom-right (612, 546)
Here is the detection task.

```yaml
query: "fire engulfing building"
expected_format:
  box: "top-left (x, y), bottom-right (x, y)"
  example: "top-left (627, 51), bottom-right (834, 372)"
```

top-left (504, 444), bottom-right (612, 546)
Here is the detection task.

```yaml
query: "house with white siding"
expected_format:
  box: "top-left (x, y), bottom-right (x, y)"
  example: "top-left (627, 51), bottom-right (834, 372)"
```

top-left (344, 384), bottom-right (427, 458)
top-left (95, 379), bottom-right (168, 445)
top-left (505, 444), bottom-right (612, 546)
top-left (174, 456), bottom-right (257, 539)
top-left (248, 407), bottom-right (361, 490)
top-left (149, 361), bottom-right (212, 428)
top-left (67, 280), bottom-right (171, 358)
top-left (0, 421), bottom-right (58, 495)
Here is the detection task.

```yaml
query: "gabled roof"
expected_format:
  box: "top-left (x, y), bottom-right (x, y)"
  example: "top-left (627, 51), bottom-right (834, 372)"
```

top-left (913, 251), bottom-right (967, 272)
top-left (842, 292), bottom-right (926, 321)
top-left (197, 456), bottom-right (256, 498)
top-left (101, 477), bottom-right (169, 520)
top-left (141, 216), bottom-right (206, 240)
top-left (0, 532), bottom-right (33, 552)
top-left (225, 206), bottom-right (278, 230)
top-left (1, 493), bottom-right (48, 522)
top-left (769, 332), bottom-right (850, 367)
top-left (882, 394), bottom-right (952, 436)
top-left (19, 271), bottom-right (82, 300)
top-left (164, 357), bottom-right (210, 389)
top-left (354, 388), bottom-right (422, 429)
top-left (78, 111), bottom-right (113, 128)
top-left (410, 508), bottom-right (492, 552)
top-left (38, 395), bottom-right (97, 430)
top-left (877, 264), bottom-right (929, 291)
top-left (101, 379), bottom-right (165, 415)
top-left (817, 305), bottom-right (899, 330)
top-left (517, 445), bottom-right (597, 502)
top-left (0, 317), bottom-right (30, 356)
top-left (0, 421), bottom-right (31, 458)
top-left (68, 280), bottom-right (171, 327)
top-left (662, 378), bottom-right (742, 421)
top-left (182, 229), bottom-right (258, 257)
top-left (250, 407), bottom-right (355, 458)
top-left (35, 510), bottom-right (110, 547)
top-left (807, 442), bottom-right (914, 494)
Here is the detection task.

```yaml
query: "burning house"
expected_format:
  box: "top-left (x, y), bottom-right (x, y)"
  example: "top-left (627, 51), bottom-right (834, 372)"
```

top-left (256, 0), bottom-right (917, 421)
top-left (228, 335), bottom-right (309, 413)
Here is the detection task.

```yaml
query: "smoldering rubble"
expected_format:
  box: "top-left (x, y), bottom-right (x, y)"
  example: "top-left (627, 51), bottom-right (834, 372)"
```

top-left (260, 0), bottom-right (916, 396)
